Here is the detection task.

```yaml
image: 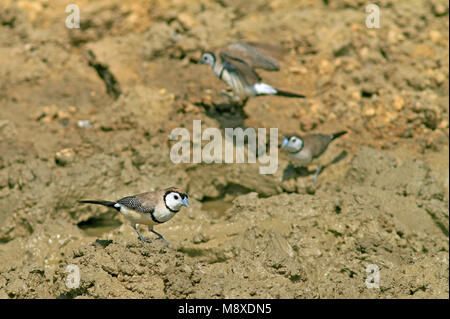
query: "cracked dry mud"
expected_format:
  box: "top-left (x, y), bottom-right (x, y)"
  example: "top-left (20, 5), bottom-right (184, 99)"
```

top-left (0, 0), bottom-right (448, 298)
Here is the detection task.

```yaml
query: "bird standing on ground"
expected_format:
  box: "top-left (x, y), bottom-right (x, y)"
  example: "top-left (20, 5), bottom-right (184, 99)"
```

top-left (199, 42), bottom-right (306, 104)
top-left (79, 187), bottom-right (189, 245)
top-left (281, 131), bottom-right (347, 182)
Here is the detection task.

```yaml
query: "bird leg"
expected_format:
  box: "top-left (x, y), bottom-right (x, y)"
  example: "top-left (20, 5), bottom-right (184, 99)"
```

top-left (221, 89), bottom-right (239, 101)
top-left (149, 226), bottom-right (169, 246)
top-left (311, 164), bottom-right (323, 184)
top-left (221, 89), bottom-right (248, 104)
top-left (132, 224), bottom-right (152, 243)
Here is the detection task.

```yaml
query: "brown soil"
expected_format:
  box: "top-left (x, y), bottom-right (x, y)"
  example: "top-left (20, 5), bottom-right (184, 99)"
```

top-left (0, 0), bottom-right (448, 298)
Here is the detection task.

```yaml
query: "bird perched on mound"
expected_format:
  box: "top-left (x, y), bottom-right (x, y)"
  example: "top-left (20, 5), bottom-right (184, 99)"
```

top-left (281, 131), bottom-right (347, 182)
top-left (79, 187), bottom-right (189, 245)
top-left (199, 42), bottom-right (306, 104)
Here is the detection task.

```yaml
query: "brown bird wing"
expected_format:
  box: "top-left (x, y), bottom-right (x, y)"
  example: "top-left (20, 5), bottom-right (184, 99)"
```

top-left (302, 134), bottom-right (333, 159)
top-left (219, 51), bottom-right (262, 86)
top-left (117, 192), bottom-right (158, 214)
top-left (223, 42), bottom-right (284, 71)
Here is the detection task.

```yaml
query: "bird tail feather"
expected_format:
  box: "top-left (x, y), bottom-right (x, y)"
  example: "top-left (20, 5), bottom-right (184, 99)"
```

top-left (78, 200), bottom-right (119, 211)
top-left (274, 89), bottom-right (306, 98)
top-left (330, 131), bottom-right (347, 141)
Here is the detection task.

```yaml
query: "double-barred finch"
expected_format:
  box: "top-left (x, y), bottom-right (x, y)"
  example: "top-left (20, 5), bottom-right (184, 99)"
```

top-left (79, 187), bottom-right (189, 245)
top-left (199, 42), bottom-right (306, 102)
top-left (281, 131), bottom-right (347, 182)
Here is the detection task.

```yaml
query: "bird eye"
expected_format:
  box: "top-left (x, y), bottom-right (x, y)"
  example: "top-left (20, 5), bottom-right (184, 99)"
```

top-left (174, 195), bottom-right (179, 200)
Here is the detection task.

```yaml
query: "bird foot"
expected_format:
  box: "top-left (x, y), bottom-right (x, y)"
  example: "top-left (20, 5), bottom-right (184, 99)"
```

top-left (139, 236), bottom-right (152, 243)
top-left (155, 237), bottom-right (170, 247)
top-left (220, 90), bottom-right (243, 102)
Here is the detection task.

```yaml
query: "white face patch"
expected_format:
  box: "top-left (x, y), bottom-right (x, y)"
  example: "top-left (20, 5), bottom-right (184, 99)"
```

top-left (287, 136), bottom-right (304, 152)
top-left (200, 53), bottom-right (215, 68)
top-left (165, 192), bottom-right (186, 211)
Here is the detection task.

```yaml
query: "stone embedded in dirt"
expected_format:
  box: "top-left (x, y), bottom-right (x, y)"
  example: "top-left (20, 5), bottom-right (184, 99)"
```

top-left (55, 148), bottom-right (75, 167)
top-left (77, 120), bottom-right (93, 128)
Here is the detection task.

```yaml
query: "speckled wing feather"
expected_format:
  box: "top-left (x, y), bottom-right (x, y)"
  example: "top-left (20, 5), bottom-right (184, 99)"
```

top-left (224, 42), bottom-right (283, 71)
top-left (219, 51), bottom-right (262, 86)
top-left (117, 192), bottom-right (158, 214)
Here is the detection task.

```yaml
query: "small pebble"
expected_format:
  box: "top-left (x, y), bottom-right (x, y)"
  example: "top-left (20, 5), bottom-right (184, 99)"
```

top-left (77, 120), bottom-right (92, 128)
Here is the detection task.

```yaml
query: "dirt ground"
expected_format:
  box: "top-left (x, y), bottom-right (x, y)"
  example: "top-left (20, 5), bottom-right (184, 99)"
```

top-left (0, 0), bottom-right (448, 299)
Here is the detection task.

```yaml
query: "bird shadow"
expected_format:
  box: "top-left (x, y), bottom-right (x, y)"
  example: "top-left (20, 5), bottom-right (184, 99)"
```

top-left (282, 164), bottom-right (311, 181)
top-left (195, 98), bottom-right (248, 129)
top-left (94, 239), bottom-right (113, 248)
top-left (282, 150), bottom-right (348, 182)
